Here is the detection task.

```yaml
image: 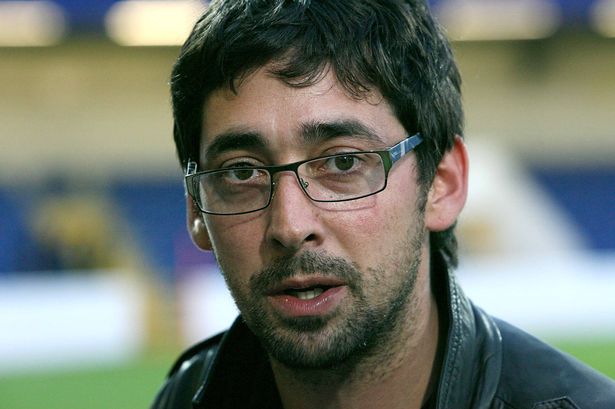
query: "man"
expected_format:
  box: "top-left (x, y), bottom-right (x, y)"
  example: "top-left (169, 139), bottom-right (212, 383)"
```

top-left (152, 0), bottom-right (615, 408)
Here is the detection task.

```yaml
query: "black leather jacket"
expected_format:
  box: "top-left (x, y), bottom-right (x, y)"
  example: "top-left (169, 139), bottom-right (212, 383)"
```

top-left (151, 254), bottom-right (615, 408)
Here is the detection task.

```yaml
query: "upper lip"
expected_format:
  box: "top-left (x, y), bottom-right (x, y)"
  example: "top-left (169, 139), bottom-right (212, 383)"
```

top-left (266, 276), bottom-right (347, 295)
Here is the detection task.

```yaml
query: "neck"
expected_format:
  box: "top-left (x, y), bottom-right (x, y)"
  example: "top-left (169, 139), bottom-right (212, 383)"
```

top-left (270, 280), bottom-right (440, 409)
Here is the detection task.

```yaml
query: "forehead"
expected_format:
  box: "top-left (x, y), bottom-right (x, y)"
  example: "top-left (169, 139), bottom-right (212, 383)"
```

top-left (200, 66), bottom-right (405, 154)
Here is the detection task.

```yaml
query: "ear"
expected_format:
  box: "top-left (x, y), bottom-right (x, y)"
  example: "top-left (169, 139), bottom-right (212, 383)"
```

top-left (425, 136), bottom-right (469, 232)
top-left (186, 197), bottom-right (212, 251)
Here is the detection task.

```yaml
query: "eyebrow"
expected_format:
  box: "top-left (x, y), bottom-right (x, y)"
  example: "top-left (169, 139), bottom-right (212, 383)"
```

top-left (201, 119), bottom-right (384, 165)
top-left (202, 129), bottom-right (267, 165)
top-left (300, 119), bottom-right (384, 145)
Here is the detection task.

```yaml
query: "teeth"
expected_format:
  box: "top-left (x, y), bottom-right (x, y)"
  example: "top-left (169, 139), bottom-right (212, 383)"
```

top-left (289, 287), bottom-right (324, 300)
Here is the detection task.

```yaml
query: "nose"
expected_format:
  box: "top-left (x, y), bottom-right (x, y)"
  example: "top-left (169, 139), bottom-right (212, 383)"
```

top-left (265, 172), bottom-right (323, 253)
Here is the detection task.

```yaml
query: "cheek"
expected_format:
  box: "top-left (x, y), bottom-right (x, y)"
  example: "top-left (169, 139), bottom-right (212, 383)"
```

top-left (334, 182), bottom-right (421, 255)
top-left (206, 217), bottom-right (265, 277)
top-left (329, 200), bottom-right (406, 259)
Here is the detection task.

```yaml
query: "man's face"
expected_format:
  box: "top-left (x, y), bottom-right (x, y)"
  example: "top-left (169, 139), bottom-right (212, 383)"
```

top-left (196, 66), bottom-right (431, 369)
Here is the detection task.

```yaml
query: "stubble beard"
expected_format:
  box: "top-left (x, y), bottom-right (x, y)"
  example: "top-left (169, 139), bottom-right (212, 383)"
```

top-left (221, 224), bottom-right (425, 372)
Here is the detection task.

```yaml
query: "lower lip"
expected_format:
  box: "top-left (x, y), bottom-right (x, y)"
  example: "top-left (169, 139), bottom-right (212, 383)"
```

top-left (268, 286), bottom-right (347, 317)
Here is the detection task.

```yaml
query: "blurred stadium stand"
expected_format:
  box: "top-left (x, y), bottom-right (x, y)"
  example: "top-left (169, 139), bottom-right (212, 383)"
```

top-left (0, 188), bottom-right (35, 273)
top-left (109, 178), bottom-right (217, 281)
top-left (532, 166), bottom-right (615, 251)
top-left (109, 179), bottom-right (185, 277)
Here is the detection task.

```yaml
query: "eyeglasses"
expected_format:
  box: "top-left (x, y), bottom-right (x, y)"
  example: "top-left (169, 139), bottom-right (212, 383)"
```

top-left (185, 133), bottom-right (423, 215)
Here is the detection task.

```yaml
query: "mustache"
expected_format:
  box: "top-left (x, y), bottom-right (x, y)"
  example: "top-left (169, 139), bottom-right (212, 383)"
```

top-left (249, 251), bottom-right (362, 294)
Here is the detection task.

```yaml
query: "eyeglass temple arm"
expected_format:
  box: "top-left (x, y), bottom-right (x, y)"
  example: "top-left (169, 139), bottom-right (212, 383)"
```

top-left (186, 160), bottom-right (198, 175)
top-left (389, 133), bottom-right (423, 164)
top-left (184, 160), bottom-right (198, 196)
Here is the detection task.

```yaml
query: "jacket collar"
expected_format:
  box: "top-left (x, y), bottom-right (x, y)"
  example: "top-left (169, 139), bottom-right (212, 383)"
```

top-left (193, 318), bottom-right (281, 408)
top-left (431, 252), bottom-right (502, 409)
top-left (193, 251), bottom-right (503, 409)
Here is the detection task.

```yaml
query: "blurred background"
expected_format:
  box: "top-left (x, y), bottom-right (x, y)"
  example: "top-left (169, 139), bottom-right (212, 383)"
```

top-left (0, 0), bottom-right (614, 407)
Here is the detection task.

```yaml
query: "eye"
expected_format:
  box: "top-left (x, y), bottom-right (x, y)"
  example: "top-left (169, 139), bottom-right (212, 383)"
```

top-left (321, 154), bottom-right (362, 173)
top-left (214, 158), bottom-right (266, 183)
top-left (331, 155), bottom-right (357, 171)
top-left (227, 168), bottom-right (259, 181)
top-left (304, 152), bottom-right (378, 180)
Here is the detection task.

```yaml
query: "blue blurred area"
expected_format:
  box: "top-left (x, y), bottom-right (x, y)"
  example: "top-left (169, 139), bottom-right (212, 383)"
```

top-left (0, 189), bottom-right (35, 273)
top-left (549, 0), bottom-right (601, 24)
top-left (109, 179), bottom-right (193, 281)
top-left (0, 179), bottom-right (213, 279)
top-left (51, 0), bottom-right (118, 32)
top-left (531, 166), bottom-right (615, 251)
top-left (0, 188), bottom-right (67, 273)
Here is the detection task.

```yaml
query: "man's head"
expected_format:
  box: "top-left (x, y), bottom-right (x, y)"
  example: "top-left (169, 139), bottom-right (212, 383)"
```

top-left (171, 0), bottom-right (464, 267)
top-left (172, 0), bottom-right (467, 372)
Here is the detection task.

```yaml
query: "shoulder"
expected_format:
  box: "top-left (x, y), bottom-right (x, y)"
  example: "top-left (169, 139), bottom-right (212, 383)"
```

top-left (493, 318), bottom-right (615, 409)
top-left (150, 332), bottom-right (225, 409)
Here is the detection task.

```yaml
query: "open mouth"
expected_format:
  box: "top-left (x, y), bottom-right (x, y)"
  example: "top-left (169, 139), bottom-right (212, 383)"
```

top-left (284, 286), bottom-right (331, 300)
top-left (267, 279), bottom-right (347, 317)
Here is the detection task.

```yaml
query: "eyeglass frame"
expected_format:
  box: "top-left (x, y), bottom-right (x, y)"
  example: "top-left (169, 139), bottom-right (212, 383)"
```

top-left (185, 132), bottom-right (423, 216)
